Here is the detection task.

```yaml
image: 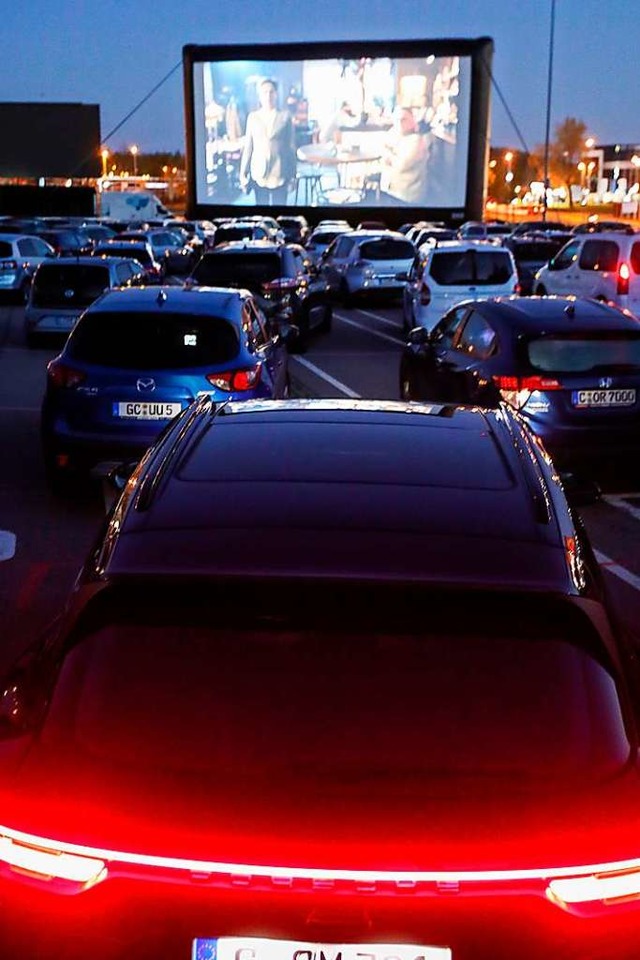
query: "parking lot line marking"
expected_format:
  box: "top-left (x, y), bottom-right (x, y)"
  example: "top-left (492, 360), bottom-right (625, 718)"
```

top-left (292, 357), bottom-right (361, 398)
top-left (354, 308), bottom-right (405, 330)
top-left (0, 531), bottom-right (16, 561)
top-left (595, 550), bottom-right (640, 592)
top-left (334, 313), bottom-right (404, 346)
top-left (604, 495), bottom-right (640, 522)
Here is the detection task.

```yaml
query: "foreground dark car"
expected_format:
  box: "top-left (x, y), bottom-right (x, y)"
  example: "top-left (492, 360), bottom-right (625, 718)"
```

top-left (1, 398), bottom-right (639, 960)
top-left (399, 295), bottom-right (640, 474)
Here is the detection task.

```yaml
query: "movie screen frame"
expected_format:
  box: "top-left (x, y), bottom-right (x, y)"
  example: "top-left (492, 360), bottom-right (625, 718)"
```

top-left (183, 38), bottom-right (492, 228)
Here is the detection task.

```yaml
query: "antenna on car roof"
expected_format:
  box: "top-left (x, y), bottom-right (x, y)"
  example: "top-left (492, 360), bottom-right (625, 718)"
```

top-left (563, 302), bottom-right (576, 318)
top-left (156, 289), bottom-right (167, 306)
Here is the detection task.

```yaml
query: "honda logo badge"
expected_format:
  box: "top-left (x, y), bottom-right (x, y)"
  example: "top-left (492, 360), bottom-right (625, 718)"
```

top-left (599, 377), bottom-right (613, 389)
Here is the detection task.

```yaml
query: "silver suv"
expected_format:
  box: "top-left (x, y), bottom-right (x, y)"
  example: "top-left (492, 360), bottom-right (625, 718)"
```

top-left (319, 230), bottom-right (416, 306)
top-left (0, 233), bottom-right (55, 301)
top-left (25, 256), bottom-right (145, 347)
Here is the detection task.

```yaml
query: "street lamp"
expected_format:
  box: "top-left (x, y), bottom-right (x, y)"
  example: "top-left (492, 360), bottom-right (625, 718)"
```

top-left (542, 0), bottom-right (556, 222)
top-left (130, 144), bottom-right (139, 177)
top-left (100, 148), bottom-right (109, 179)
top-left (585, 137), bottom-right (595, 149)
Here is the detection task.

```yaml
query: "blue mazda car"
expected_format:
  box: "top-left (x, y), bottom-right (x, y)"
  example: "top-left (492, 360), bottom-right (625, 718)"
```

top-left (40, 285), bottom-right (293, 491)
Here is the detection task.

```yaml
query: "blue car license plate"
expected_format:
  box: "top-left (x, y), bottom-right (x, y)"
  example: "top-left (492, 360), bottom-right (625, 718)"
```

top-left (113, 401), bottom-right (183, 420)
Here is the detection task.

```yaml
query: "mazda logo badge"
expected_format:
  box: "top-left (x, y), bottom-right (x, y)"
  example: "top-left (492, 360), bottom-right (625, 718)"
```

top-left (136, 377), bottom-right (156, 393)
top-left (599, 377), bottom-right (613, 389)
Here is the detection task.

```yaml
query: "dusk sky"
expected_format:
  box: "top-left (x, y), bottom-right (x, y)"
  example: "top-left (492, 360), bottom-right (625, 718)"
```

top-left (2, 0), bottom-right (637, 154)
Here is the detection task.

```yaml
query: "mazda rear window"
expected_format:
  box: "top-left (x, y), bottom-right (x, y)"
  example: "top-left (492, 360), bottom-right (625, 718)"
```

top-left (66, 311), bottom-right (240, 368)
top-left (358, 239), bottom-right (415, 260)
top-left (32, 265), bottom-right (110, 307)
top-left (192, 253), bottom-right (281, 288)
top-left (528, 336), bottom-right (640, 372)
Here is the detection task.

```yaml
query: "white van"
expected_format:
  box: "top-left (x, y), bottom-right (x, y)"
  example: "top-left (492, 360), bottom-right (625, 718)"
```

top-left (401, 240), bottom-right (519, 332)
top-left (534, 233), bottom-right (640, 317)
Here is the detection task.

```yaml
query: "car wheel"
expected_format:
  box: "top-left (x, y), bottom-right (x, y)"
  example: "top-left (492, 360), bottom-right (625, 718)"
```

top-left (535, 284), bottom-right (547, 296)
top-left (318, 304), bottom-right (332, 335)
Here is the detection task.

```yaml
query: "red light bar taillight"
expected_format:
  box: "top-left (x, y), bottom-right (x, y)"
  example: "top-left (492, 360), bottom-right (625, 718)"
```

top-left (493, 374), bottom-right (562, 409)
top-left (0, 835), bottom-right (106, 891)
top-left (206, 365), bottom-right (262, 392)
top-left (46, 359), bottom-right (87, 389)
top-left (547, 868), bottom-right (640, 910)
top-left (618, 262), bottom-right (630, 296)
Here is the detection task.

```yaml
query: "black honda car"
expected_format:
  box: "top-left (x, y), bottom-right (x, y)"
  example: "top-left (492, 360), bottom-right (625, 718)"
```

top-left (399, 295), bottom-right (640, 474)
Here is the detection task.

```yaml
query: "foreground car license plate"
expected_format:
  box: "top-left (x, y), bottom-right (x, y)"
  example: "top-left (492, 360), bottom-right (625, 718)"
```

top-left (113, 401), bottom-right (183, 420)
top-left (192, 938), bottom-right (451, 960)
top-left (572, 388), bottom-right (636, 408)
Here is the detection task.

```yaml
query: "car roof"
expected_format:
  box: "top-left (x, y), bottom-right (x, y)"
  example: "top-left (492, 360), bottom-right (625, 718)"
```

top-left (84, 285), bottom-right (249, 315)
top-left (103, 399), bottom-right (579, 594)
top-left (459, 295), bottom-right (640, 332)
top-left (35, 255), bottom-right (135, 268)
top-left (0, 232), bottom-right (51, 243)
top-left (425, 239), bottom-right (510, 254)
top-left (203, 239), bottom-right (282, 254)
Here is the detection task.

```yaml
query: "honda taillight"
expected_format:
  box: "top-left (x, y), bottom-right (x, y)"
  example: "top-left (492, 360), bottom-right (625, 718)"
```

top-left (419, 282), bottom-right (431, 306)
top-left (493, 375), bottom-right (562, 409)
top-left (618, 261), bottom-right (630, 295)
top-left (46, 359), bottom-right (86, 389)
top-left (0, 260), bottom-right (18, 272)
top-left (206, 365), bottom-right (262, 391)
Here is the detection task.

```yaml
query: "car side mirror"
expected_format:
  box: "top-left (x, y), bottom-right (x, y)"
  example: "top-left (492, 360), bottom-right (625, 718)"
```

top-left (103, 460), bottom-right (139, 513)
top-left (408, 326), bottom-right (431, 346)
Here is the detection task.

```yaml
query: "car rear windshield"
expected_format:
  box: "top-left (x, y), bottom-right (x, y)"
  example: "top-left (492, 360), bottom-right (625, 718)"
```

top-left (214, 227), bottom-right (258, 244)
top-left (192, 253), bottom-right (281, 288)
top-left (358, 239), bottom-right (415, 260)
top-left (59, 585), bottom-right (631, 785)
top-left (32, 264), bottom-right (111, 307)
top-left (429, 250), bottom-right (513, 285)
top-left (528, 335), bottom-right (640, 372)
top-left (0, 241), bottom-right (12, 258)
top-left (66, 310), bottom-right (239, 368)
top-left (512, 241), bottom-right (564, 263)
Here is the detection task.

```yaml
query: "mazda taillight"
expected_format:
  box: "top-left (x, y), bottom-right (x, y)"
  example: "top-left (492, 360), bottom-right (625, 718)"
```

top-left (46, 359), bottom-right (87, 389)
top-left (618, 262), bottom-right (630, 296)
top-left (493, 375), bottom-right (562, 409)
top-left (206, 365), bottom-right (262, 391)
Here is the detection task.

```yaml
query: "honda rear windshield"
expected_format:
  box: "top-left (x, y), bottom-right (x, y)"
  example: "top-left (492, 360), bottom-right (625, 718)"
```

top-left (32, 265), bottom-right (110, 307)
top-left (429, 250), bottom-right (513, 285)
top-left (528, 336), bottom-right (640, 372)
top-left (192, 253), bottom-right (281, 288)
top-left (358, 239), bottom-right (415, 261)
top-left (66, 311), bottom-right (240, 368)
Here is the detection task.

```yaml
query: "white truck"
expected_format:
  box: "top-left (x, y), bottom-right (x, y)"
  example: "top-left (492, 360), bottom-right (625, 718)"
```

top-left (98, 190), bottom-right (170, 221)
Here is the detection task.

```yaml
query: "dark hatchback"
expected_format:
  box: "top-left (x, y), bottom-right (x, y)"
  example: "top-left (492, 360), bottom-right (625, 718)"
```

top-left (504, 232), bottom-right (572, 295)
top-left (0, 399), bottom-right (639, 960)
top-left (190, 240), bottom-right (332, 351)
top-left (399, 295), bottom-right (640, 473)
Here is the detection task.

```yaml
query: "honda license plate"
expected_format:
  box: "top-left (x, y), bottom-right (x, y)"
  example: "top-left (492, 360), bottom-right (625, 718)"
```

top-left (571, 388), bottom-right (636, 408)
top-left (192, 938), bottom-right (451, 960)
top-left (113, 401), bottom-right (183, 420)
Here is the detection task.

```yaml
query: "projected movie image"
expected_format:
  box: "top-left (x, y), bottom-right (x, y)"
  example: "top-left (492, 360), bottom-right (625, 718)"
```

top-left (193, 55), bottom-right (471, 209)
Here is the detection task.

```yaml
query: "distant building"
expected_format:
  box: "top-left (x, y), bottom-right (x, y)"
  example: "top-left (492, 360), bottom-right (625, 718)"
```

top-left (0, 102), bottom-right (101, 180)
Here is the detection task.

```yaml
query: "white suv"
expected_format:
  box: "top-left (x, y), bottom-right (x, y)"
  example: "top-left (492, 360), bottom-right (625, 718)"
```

top-left (534, 233), bottom-right (640, 316)
top-left (401, 240), bottom-right (519, 332)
